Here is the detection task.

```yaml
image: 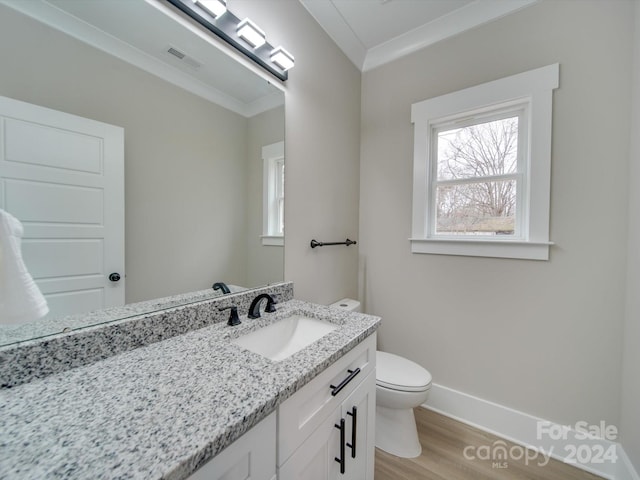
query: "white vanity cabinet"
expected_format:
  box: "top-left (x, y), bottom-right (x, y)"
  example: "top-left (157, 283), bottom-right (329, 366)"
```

top-left (278, 334), bottom-right (377, 480)
top-left (187, 412), bottom-right (276, 480)
top-left (187, 333), bottom-right (377, 480)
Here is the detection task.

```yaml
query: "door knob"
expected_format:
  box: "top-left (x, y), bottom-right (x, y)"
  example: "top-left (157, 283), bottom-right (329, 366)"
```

top-left (109, 273), bottom-right (121, 282)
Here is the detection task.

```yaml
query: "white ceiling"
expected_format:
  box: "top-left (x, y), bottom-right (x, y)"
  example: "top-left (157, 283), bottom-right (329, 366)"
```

top-left (300, 0), bottom-right (539, 72)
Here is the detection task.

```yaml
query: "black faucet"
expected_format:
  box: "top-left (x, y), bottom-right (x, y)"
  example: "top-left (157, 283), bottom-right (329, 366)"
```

top-left (248, 293), bottom-right (277, 319)
top-left (212, 282), bottom-right (231, 294)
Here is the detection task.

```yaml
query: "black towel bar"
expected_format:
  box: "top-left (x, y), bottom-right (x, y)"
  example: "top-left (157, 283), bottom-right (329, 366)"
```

top-left (310, 239), bottom-right (357, 248)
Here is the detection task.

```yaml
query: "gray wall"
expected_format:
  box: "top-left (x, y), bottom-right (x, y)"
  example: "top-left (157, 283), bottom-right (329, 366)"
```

top-left (232, 1), bottom-right (362, 305)
top-left (246, 106), bottom-right (285, 287)
top-left (0, 5), bottom-right (252, 302)
top-left (621, 2), bottom-right (640, 472)
top-left (360, 0), bottom-right (633, 430)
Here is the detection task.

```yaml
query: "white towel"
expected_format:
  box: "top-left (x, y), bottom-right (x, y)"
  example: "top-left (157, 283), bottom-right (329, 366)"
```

top-left (0, 209), bottom-right (49, 324)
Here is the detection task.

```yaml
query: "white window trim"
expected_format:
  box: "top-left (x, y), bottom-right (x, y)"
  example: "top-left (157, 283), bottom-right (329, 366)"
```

top-left (261, 141), bottom-right (284, 247)
top-left (410, 64), bottom-right (559, 260)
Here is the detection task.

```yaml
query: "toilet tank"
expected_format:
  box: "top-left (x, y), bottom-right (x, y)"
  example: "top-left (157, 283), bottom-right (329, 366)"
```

top-left (329, 298), bottom-right (362, 313)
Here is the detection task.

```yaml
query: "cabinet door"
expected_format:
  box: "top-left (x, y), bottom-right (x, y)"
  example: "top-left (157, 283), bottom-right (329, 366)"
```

top-left (278, 334), bottom-right (376, 466)
top-left (278, 407), bottom-right (342, 480)
top-left (342, 372), bottom-right (376, 480)
top-left (187, 413), bottom-right (276, 480)
top-left (279, 372), bottom-right (376, 480)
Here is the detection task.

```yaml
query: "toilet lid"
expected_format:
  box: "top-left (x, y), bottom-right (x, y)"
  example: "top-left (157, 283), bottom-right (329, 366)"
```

top-left (376, 351), bottom-right (432, 392)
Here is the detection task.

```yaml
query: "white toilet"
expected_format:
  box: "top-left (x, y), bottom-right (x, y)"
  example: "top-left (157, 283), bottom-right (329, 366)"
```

top-left (329, 299), bottom-right (433, 458)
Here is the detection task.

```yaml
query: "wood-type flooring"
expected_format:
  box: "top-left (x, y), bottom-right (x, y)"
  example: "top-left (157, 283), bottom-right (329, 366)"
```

top-left (374, 408), bottom-right (605, 480)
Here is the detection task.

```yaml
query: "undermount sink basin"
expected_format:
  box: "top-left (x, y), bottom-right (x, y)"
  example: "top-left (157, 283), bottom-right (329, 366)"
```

top-left (232, 314), bottom-right (337, 361)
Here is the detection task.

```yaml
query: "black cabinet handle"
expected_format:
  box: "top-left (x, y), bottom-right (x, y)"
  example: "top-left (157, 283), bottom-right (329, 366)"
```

top-left (335, 418), bottom-right (346, 474)
top-left (347, 406), bottom-right (357, 458)
top-left (330, 368), bottom-right (361, 397)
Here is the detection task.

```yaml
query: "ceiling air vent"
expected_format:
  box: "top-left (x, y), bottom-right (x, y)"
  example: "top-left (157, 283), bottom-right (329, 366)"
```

top-left (167, 46), bottom-right (185, 59)
top-left (165, 46), bottom-right (202, 70)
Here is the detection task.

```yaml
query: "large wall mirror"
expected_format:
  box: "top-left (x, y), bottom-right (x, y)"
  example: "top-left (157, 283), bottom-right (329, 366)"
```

top-left (0, 0), bottom-right (285, 346)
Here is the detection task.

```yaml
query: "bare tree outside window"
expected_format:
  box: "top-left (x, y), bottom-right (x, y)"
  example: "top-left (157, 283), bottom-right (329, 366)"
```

top-left (435, 116), bottom-right (519, 235)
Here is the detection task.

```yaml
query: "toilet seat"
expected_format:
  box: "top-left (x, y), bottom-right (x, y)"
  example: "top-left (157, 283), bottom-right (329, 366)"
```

top-left (376, 351), bottom-right (432, 392)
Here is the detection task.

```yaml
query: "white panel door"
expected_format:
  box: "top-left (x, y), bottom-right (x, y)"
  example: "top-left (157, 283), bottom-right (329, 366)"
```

top-left (0, 96), bottom-right (124, 318)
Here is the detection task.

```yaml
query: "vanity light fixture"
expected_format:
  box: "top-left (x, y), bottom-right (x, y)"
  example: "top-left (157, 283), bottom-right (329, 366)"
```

top-left (193, 0), bottom-right (226, 18)
top-left (270, 46), bottom-right (295, 71)
top-left (236, 18), bottom-right (266, 48)
top-left (165, 0), bottom-right (294, 81)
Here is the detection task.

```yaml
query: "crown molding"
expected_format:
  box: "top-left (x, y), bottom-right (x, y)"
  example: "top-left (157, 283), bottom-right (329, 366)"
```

top-left (300, 0), bottom-right (539, 73)
top-left (299, 0), bottom-right (367, 70)
top-left (364, 0), bottom-right (539, 71)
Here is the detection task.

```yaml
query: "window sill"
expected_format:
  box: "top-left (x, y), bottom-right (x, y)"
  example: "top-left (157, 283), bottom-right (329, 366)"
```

top-left (409, 237), bottom-right (553, 260)
top-left (261, 235), bottom-right (284, 246)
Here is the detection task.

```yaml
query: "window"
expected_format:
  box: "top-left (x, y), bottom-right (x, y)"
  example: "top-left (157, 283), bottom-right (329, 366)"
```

top-left (410, 64), bottom-right (559, 260)
top-left (433, 109), bottom-right (524, 237)
top-left (262, 141), bottom-right (284, 246)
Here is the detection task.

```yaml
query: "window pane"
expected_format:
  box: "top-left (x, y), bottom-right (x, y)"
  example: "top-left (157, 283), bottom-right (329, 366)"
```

top-left (437, 116), bottom-right (518, 181)
top-left (278, 199), bottom-right (284, 234)
top-left (276, 160), bottom-right (285, 197)
top-left (435, 179), bottom-right (516, 235)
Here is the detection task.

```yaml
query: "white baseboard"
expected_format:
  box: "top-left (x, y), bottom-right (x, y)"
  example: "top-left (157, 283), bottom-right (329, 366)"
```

top-left (423, 383), bottom-right (639, 480)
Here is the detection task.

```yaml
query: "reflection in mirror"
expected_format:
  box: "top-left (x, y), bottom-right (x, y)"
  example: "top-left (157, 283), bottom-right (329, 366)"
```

top-left (0, 0), bottom-right (285, 346)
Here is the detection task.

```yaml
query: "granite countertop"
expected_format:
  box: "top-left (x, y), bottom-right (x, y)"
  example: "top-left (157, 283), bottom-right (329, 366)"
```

top-left (0, 285), bottom-right (247, 347)
top-left (0, 299), bottom-right (380, 480)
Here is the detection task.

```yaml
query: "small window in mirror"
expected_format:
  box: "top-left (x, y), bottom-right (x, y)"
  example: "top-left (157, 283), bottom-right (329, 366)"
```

top-left (262, 141), bottom-right (284, 246)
